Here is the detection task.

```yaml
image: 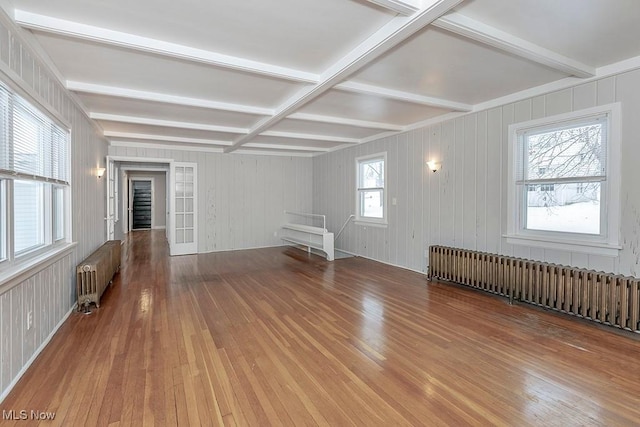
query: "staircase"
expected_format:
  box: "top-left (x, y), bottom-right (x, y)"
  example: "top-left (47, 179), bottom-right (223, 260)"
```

top-left (133, 181), bottom-right (152, 229)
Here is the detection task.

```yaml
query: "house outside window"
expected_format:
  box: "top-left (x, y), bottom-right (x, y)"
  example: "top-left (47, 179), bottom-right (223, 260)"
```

top-left (355, 153), bottom-right (387, 225)
top-left (507, 104), bottom-right (621, 256)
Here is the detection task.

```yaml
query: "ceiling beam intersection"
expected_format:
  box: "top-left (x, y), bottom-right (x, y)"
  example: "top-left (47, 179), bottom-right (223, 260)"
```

top-left (225, 0), bottom-right (464, 153)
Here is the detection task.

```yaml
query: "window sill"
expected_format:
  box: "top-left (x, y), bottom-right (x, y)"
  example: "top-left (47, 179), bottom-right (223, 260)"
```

top-left (0, 242), bottom-right (77, 296)
top-left (504, 234), bottom-right (620, 257)
top-left (354, 220), bottom-right (388, 228)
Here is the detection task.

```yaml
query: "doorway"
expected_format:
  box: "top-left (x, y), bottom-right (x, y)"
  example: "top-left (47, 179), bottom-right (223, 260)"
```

top-left (131, 179), bottom-right (152, 230)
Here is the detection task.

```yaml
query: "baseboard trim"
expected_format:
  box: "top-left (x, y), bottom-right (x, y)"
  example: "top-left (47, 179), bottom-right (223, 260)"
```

top-left (335, 247), bottom-right (427, 276)
top-left (0, 302), bottom-right (77, 403)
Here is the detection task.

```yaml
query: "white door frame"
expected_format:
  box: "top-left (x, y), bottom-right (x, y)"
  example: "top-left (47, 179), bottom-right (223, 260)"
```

top-left (120, 165), bottom-right (168, 234)
top-left (129, 177), bottom-right (154, 231)
top-left (106, 156), bottom-right (196, 256)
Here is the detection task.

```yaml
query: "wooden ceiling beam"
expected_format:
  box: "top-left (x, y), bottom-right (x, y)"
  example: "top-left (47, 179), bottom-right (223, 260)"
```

top-left (433, 12), bottom-right (595, 78)
top-left (287, 112), bottom-right (403, 131)
top-left (15, 10), bottom-right (319, 83)
top-left (225, 0), bottom-right (463, 152)
top-left (67, 81), bottom-right (273, 116)
top-left (103, 131), bottom-right (233, 146)
top-left (243, 143), bottom-right (331, 152)
top-left (363, 0), bottom-right (420, 16)
top-left (90, 112), bottom-right (248, 134)
top-left (260, 130), bottom-right (360, 144)
top-left (335, 81), bottom-right (472, 111)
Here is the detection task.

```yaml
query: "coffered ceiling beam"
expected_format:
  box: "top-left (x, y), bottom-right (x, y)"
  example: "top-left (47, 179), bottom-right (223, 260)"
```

top-left (287, 112), bottom-right (403, 131)
top-left (243, 143), bottom-right (331, 152)
top-left (90, 112), bottom-right (248, 134)
top-left (336, 81), bottom-right (472, 111)
top-left (226, 0), bottom-right (463, 153)
top-left (15, 10), bottom-right (319, 83)
top-left (260, 131), bottom-right (360, 144)
top-left (433, 12), bottom-right (595, 78)
top-left (363, 0), bottom-right (420, 16)
top-left (67, 81), bottom-right (273, 116)
top-left (103, 131), bottom-right (233, 146)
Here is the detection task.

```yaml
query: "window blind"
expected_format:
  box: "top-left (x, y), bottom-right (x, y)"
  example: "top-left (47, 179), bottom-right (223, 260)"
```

top-left (0, 82), bottom-right (69, 185)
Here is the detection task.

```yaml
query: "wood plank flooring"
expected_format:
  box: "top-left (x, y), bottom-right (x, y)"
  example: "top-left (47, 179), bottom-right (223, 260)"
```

top-left (2, 230), bottom-right (640, 426)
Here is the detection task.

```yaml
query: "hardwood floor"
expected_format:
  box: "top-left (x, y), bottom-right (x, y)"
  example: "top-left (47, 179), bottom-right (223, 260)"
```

top-left (2, 230), bottom-right (640, 426)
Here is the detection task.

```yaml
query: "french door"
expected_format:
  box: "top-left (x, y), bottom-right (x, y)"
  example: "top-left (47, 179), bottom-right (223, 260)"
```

top-left (169, 162), bottom-right (197, 255)
top-left (106, 157), bottom-right (115, 240)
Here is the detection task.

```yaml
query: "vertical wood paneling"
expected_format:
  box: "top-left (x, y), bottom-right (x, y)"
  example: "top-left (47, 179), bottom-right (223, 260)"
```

top-left (0, 292), bottom-right (11, 391)
top-left (313, 71), bottom-right (640, 279)
top-left (573, 82), bottom-right (597, 110)
top-left (10, 286), bottom-right (23, 384)
top-left (596, 77), bottom-right (616, 105)
top-left (454, 118), bottom-right (464, 248)
top-left (429, 125), bottom-right (441, 248)
top-left (501, 104), bottom-right (515, 256)
top-left (615, 69), bottom-right (640, 277)
top-left (475, 111), bottom-right (488, 252)
top-left (107, 148), bottom-right (313, 253)
top-left (440, 121), bottom-right (455, 248)
top-left (0, 8), bottom-right (107, 400)
top-left (463, 115), bottom-right (476, 251)
top-left (412, 130), bottom-right (424, 270)
top-left (396, 133), bottom-right (408, 267)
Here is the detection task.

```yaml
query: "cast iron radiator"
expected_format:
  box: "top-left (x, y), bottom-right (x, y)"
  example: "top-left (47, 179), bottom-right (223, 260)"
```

top-left (76, 240), bottom-right (121, 311)
top-left (427, 245), bottom-right (640, 333)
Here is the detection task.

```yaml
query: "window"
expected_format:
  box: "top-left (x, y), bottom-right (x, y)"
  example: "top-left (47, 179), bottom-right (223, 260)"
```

top-left (507, 104), bottom-right (621, 256)
top-left (0, 81), bottom-right (70, 270)
top-left (356, 153), bottom-right (386, 225)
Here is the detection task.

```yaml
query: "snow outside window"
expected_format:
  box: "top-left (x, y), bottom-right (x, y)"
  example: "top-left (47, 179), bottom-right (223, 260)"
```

top-left (506, 104), bottom-right (621, 256)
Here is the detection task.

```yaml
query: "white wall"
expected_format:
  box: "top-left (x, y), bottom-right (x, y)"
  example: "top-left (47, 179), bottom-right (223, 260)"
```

top-left (314, 70), bottom-right (640, 277)
top-left (109, 146), bottom-right (313, 252)
top-left (0, 7), bottom-right (108, 399)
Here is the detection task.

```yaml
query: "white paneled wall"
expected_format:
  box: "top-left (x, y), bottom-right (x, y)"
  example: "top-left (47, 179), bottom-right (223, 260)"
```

top-left (109, 146), bottom-right (313, 252)
top-left (314, 70), bottom-right (640, 277)
top-left (0, 8), bottom-right (108, 399)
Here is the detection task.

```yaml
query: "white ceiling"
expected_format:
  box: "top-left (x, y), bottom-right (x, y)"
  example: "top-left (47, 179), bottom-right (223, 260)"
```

top-left (6, 0), bottom-right (640, 156)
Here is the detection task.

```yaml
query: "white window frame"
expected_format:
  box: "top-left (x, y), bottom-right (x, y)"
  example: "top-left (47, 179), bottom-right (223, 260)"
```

top-left (0, 80), bottom-right (71, 278)
top-left (506, 103), bottom-right (621, 256)
top-left (355, 152), bottom-right (387, 226)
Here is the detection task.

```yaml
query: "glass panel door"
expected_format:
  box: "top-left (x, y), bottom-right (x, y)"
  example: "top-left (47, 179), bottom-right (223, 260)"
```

top-left (170, 162), bottom-right (197, 255)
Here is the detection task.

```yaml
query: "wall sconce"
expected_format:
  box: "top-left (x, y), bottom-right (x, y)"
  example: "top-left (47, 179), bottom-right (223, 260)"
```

top-left (426, 160), bottom-right (441, 173)
top-left (96, 167), bottom-right (106, 178)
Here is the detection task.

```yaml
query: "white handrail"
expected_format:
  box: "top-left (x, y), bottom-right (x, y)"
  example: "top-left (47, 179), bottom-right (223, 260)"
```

top-left (335, 214), bottom-right (355, 242)
top-left (284, 210), bottom-right (326, 229)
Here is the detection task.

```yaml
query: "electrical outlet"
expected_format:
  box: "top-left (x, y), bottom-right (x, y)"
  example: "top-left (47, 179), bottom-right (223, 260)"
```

top-left (27, 310), bottom-right (33, 330)
top-left (273, 231), bottom-right (277, 237)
